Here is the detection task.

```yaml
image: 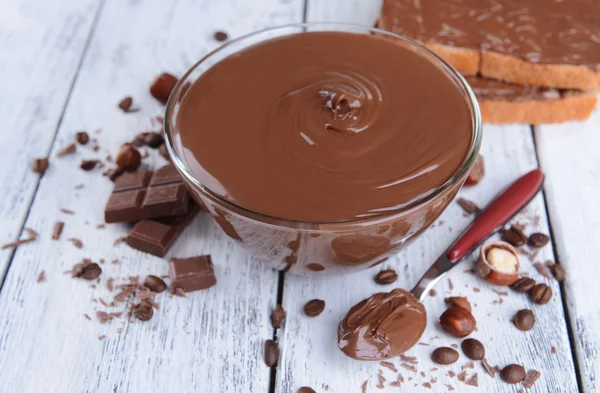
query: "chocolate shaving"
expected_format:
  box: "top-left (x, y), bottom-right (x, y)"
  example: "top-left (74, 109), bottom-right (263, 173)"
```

top-left (56, 143), bottom-right (76, 157)
top-left (482, 358), bottom-right (496, 378)
top-left (448, 278), bottom-right (454, 290)
top-left (381, 361), bottom-right (398, 372)
top-left (1, 237), bottom-right (36, 250)
top-left (68, 237), bottom-right (83, 249)
top-left (113, 237), bottom-right (126, 246)
top-left (400, 354), bottom-right (418, 364)
top-left (422, 382), bottom-right (432, 389)
top-left (60, 208), bottom-right (75, 215)
top-left (465, 373), bottom-right (479, 387)
top-left (457, 198), bottom-right (481, 215)
top-left (376, 371), bottom-right (386, 389)
top-left (52, 221), bottom-right (64, 240)
top-left (400, 363), bottom-right (417, 372)
top-left (83, 314), bottom-right (92, 320)
top-left (523, 370), bottom-right (541, 388)
top-left (448, 371), bottom-right (456, 378)
top-left (457, 371), bottom-right (467, 382)
top-left (37, 271), bottom-right (46, 283)
top-left (98, 335), bottom-right (106, 341)
top-left (97, 311), bottom-right (110, 324)
top-left (106, 277), bottom-right (115, 292)
top-left (361, 379), bottom-right (368, 393)
top-left (534, 261), bottom-right (552, 279)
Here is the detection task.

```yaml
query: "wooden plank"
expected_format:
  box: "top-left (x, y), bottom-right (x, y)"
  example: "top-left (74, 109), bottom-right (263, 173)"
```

top-left (274, 2), bottom-right (579, 392)
top-left (535, 108), bottom-right (600, 393)
top-left (0, 0), bottom-right (303, 391)
top-left (0, 0), bottom-right (102, 279)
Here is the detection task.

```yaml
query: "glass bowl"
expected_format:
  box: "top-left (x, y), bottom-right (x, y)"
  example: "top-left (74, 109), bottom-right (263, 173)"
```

top-left (164, 23), bottom-right (482, 276)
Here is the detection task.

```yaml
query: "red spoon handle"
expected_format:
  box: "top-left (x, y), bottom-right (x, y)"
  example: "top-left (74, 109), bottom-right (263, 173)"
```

top-left (447, 169), bottom-right (544, 263)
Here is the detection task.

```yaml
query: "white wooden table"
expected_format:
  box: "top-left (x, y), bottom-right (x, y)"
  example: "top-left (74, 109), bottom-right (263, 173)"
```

top-left (0, 0), bottom-right (598, 392)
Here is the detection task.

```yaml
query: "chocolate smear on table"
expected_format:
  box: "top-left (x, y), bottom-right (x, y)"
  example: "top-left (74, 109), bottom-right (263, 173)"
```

top-left (304, 299), bottom-right (325, 317)
top-left (501, 226), bottom-right (528, 247)
top-left (56, 143), bottom-right (76, 157)
top-left (168, 255), bottom-right (216, 294)
top-left (143, 275), bottom-right (167, 293)
top-left (457, 198), bottom-right (481, 215)
top-left (76, 131), bottom-right (90, 145)
top-left (375, 269), bottom-right (398, 284)
top-left (150, 73), bottom-right (178, 105)
top-left (263, 339), bottom-right (279, 367)
top-left (32, 158), bottom-right (49, 175)
top-left (271, 304), bottom-right (286, 328)
top-left (338, 288), bottom-right (426, 360)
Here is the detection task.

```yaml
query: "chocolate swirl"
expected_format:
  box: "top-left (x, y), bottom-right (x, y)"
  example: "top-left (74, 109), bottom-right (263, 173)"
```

top-left (338, 288), bottom-right (426, 361)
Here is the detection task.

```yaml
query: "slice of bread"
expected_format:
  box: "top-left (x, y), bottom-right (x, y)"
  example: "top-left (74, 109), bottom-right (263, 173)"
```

top-left (466, 76), bottom-right (598, 124)
top-left (377, 0), bottom-right (600, 90)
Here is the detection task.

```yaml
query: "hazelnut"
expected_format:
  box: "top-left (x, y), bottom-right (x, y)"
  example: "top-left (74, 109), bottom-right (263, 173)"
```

top-left (477, 241), bottom-right (519, 286)
top-left (444, 296), bottom-right (472, 312)
top-left (116, 144), bottom-right (141, 172)
top-left (439, 306), bottom-right (476, 338)
top-left (464, 154), bottom-right (484, 185)
top-left (150, 73), bottom-right (178, 105)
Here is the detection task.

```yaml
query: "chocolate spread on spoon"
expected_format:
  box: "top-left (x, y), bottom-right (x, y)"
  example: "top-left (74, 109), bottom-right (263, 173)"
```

top-left (176, 31), bottom-right (472, 222)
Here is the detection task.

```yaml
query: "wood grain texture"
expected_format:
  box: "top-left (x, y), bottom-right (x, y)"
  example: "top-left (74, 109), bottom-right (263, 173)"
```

top-left (0, 0), bottom-right (303, 391)
top-left (535, 107), bottom-right (600, 393)
top-left (0, 0), bottom-right (102, 280)
top-left (274, 2), bottom-right (579, 392)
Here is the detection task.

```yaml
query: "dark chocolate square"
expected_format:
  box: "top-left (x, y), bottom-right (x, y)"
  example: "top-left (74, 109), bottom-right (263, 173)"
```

top-left (169, 255), bottom-right (216, 293)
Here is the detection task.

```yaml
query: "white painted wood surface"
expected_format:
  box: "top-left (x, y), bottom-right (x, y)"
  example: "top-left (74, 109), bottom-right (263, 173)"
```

top-left (274, 1), bottom-right (580, 392)
top-left (0, 0), bottom-right (303, 392)
top-left (0, 0), bottom-right (597, 392)
top-left (0, 0), bottom-right (102, 280)
top-left (535, 108), bottom-right (600, 393)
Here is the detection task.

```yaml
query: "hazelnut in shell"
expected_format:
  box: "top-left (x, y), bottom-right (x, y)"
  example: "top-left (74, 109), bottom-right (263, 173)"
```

top-left (477, 241), bottom-right (520, 286)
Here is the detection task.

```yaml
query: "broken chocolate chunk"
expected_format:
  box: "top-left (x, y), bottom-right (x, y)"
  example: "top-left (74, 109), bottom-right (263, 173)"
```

top-left (168, 255), bottom-right (216, 293)
top-left (32, 158), bottom-right (49, 175)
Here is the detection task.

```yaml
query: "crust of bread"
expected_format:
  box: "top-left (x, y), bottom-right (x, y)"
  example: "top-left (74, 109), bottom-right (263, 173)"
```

top-left (481, 52), bottom-right (600, 90)
top-left (422, 43), bottom-right (480, 76)
top-left (478, 93), bottom-right (598, 125)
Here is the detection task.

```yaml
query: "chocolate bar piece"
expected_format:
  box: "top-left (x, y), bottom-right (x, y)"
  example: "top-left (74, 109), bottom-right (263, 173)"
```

top-left (169, 255), bottom-right (216, 293)
top-left (104, 165), bottom-right (189, 223)
top-left (125, 203), bottom-right (198, 257)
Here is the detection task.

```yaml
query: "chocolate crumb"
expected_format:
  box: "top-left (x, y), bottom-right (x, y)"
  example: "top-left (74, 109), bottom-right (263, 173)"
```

top-left (32, 158), bottom-right (49, 175)
top-left (37, 270), bottom-right (46, 283)
top-left (75, 131), bottom-right (89, 145)
top-left (75, 184), bottom-right (84, 189)
top-left (482, 358), bottom-right (496, 378)
top-left (213, 31), bottom-right (229, 42)
top-left (118, 96), bottom-right (136, 112)
top-left (465, 373), bottom-right (479, 387)
top-left (98, 335), bottom-right (106, 341)
top-left (80, 159), bottom-right (99, 171)
top-left (429, 289), bottom-right (437, 296)
top-left (133, 300), bottom-right (154, 321)
top-left (534, 262), bottom-right (552, 279)
top-left (56, 143), bottom-right (76, 157)
top-left (457, 371), bottom-right (467, 382)
top-left (422, 382), bottom-right (432, 389)
top-left (68, 237), bottom-right (83, 249)
top-left (97, 311), bottom-right (110, 324)
top-left (1, 236), bottom-right (37, 250)
top-left (457, 198), bottom-right (481, 215)
top-left (448, 278), bottom-right (454, 290)
top-left (400, 363), bottom-right (417, 372)
top-left (381, 361), bottom-right (398, 372)
top-left (523, 370), bottom-right (541, 389)
top-left (106, 278), bottom-right (114, 292)
top-left (551, 346), bottom-right (557, 354)
top-left (84, 313), bottom-right (92, 320)
top-left (376, 371), bottom-right (386, 388)
top-left (448, 371), bottom-right (456, 378)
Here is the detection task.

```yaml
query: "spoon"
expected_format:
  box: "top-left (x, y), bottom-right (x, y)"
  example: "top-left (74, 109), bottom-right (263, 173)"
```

top-left (411, 168), bottom-right (545, 301)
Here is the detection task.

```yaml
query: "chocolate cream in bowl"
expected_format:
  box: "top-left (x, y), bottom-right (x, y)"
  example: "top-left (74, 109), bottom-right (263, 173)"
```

top-left (176, 31), bottom-right (473, 223)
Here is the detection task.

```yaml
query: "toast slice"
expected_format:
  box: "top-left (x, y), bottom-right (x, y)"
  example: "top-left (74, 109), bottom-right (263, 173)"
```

top-left (378, 0), bottom-right (600, 90)
top-left (466, 76), bottom-right (598, 124)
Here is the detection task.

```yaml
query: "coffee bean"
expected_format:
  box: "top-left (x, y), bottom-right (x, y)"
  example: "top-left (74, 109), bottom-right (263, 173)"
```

top-left (264, 339), bottom-right (279, 367)
top-left (297, 387), bottom-right (316, 393)
top-left (32, 158), bottom-right (49, 175)
top-left (528, 233), bottom-right (549, 248)
top-left (501, 226), bottom-right (527, 247)
top-left (513, 309), bottom-right (535, 331)
top-left (530, 283), bottom-right (553, 304)
top-left (144, 275), bottom-right (167, 293)
top-left (213, 31), bottom-right (229, 42)
top-left (375, 269), bottom-right (398, 285)
top-left (80, 159), bottom-right (99, 171)
top-left (150, 73), bottom-right (178, 105)
top-left (431, 347), bottom-right (459, 365)
top-left (116, 144), bottom-right (141, 172)
top-left (75, 131), bottom-right (90, 145)
top-left (444, 296), bottom-right (472, 312)
top-left (144, 132), bottom-right (164, 149)
top-left (500, 364), bottom-right (526, 384)
top-left (80, 263), bottom-right (102, 280)
top-left (133, 300), bottom-right (154, 321)
top-left (551, 264), bottom-right (566, 282)
top-left (271, 304), bottom-right (286, 328)
top-left (118, 96), bottom-right (133, 112)
top-left (464, 154), bottom-right (484, 185)
top-left (461, 338), bottom-right (485, 360)
top-left (457, 198), bottom-right (481, 215)
top-left (304, 299), bottom-right (325, 317)
top-left (511, 277), bottom-right (536, 293)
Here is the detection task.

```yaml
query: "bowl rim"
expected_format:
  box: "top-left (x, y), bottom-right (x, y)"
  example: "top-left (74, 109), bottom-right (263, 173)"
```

top-left (164, 22), bottom-right (483, 229)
